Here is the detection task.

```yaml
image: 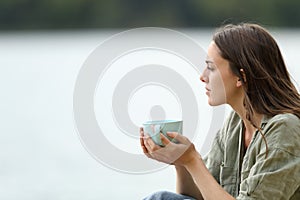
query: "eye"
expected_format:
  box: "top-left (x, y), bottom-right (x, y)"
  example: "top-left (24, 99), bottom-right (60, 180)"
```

top-left (206, 63), bottom-right (215, 71)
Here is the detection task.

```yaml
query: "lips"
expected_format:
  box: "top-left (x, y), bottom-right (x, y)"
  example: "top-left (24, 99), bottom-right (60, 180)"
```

top-left (205, 87), bottom-right (211, 95)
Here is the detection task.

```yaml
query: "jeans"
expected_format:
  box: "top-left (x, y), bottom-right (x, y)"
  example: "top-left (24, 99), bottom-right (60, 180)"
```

top-left (143, 191), bottom-right (196, 200)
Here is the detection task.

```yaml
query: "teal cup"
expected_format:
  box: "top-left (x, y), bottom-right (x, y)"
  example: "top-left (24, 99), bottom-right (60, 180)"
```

top-left (142, 120), bottom-right (183, 146)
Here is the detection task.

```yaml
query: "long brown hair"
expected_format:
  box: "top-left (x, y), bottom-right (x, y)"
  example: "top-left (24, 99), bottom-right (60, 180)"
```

top-left (213, 23), bottom-right (300, 124)
top-left (213, 23), bottom-right (300, 156)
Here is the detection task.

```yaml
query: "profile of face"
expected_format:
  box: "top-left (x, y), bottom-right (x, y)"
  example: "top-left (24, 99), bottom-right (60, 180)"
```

top-left (200, 41), bottom-right (243, 106)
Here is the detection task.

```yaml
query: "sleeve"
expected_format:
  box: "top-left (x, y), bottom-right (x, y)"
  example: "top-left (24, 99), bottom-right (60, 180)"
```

top-left (237, 115), bottom-right (300, 200)
top-left (203, 130), bottom-right (224, 184)
top-left (237, 149), bottom-right (300, 200)
top-left (203, 110), bottom-right (236, 184)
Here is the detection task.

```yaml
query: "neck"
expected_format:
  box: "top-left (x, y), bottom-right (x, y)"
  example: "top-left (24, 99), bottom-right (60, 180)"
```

top-left (230, 102), bottom-right (263, 148)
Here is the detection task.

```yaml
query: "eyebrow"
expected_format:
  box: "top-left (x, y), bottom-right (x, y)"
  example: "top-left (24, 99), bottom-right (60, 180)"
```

top-left (205, 59), bottom-right (214, 64)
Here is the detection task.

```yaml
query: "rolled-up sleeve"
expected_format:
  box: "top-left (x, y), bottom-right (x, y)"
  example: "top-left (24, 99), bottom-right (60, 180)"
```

top-left (237, 114), bottom-right (300, 200)
top-left (237, 149), bottom-right (300, 199)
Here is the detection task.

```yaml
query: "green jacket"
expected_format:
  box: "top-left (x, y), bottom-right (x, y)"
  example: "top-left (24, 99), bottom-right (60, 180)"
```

top-left (204, 111), bottom-right (300, 199)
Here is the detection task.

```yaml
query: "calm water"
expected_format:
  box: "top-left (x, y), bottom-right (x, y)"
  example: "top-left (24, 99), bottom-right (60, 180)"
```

top-left (0, 29), bottom-right (299, 200)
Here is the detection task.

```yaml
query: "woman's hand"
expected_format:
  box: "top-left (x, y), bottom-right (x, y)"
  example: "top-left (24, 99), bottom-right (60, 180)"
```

top-left (139, 127), bottom-right (200, 166)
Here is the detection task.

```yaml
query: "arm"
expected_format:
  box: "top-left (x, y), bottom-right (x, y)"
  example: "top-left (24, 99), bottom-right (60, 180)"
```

top-left (184, 154), bottom-right (235, 200)
top-left (185, 114), bottom-right (300, 200)
top-left (175, 165), bottom-right (203, 200)
top-left (140, 127), bottom-right (202, 199)
top-left (175, 130), bottom-right (224, 200)
top-left (142, 130), bottom-right (235, 200)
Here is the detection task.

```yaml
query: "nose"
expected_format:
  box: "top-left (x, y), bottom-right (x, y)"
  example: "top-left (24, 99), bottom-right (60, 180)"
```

top-left (200, 69), bottom-right (208, 83)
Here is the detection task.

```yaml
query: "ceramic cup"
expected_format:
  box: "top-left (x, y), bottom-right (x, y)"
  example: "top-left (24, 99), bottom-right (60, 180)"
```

top-left (142, 120), bottom-right (183, 146)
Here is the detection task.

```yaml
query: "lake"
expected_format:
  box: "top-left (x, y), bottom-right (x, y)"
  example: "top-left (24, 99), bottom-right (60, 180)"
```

top-left (0, 28), bottom-right (299, 199)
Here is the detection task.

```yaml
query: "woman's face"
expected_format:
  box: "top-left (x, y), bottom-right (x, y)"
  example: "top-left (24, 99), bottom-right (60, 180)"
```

top-left (200, 41), bottom-right (242, 106)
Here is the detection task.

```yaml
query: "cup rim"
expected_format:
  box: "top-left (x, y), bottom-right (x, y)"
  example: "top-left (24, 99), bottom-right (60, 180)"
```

top-left (142, 119), bottom-right (182, 125)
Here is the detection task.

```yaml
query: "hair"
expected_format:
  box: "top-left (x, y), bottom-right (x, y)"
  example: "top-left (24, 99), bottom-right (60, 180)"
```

top-left (213, 23), bottom-right (300, 156)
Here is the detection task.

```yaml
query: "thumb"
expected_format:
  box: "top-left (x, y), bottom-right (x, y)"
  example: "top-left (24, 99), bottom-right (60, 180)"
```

top-left (160, 133), bottom-right (170, 146)
top-left (166, 132), bottom-right (188, 144)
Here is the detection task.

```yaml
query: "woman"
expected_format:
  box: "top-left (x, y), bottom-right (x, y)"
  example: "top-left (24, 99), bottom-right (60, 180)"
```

top-left (140, 23), bottom-right (300, 200)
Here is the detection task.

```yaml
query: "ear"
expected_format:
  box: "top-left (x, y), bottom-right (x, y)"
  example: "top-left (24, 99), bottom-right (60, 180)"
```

top-left (236, 77), bottom-right (243, 87)
top-left (236, 68), bottom-right (246, 87)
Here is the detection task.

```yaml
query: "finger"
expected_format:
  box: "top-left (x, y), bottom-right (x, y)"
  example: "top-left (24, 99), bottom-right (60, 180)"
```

top-left (143, 133), bottom-right (153, 151)
top-left (139, 127), bottom-right (145, 148)
top-left (160, 133), bottom-right (170, 146)
top-left (144, 133), bottom-right (160, 152)
top-left (140, 133), bottom-right (153, 158)
top-left (140, 138), bottom-right (149, 154)
top-left (140, 129), bottom-right (153, 157)
top-left (140, 127), bottom-right (144, 136)
top-left (166, 132), bottom-right (188, 144)
top-left (142, 146), bottom-right (152, 158)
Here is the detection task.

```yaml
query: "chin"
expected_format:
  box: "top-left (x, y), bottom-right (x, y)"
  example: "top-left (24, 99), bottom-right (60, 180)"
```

top-left (208, 100), bottom-right (216, 106)
top-left (208, 99), bottom-right (224, 106)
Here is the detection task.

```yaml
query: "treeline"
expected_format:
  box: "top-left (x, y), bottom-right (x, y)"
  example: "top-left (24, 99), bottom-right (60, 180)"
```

top-left (1, 0), bottom-right (300, 30)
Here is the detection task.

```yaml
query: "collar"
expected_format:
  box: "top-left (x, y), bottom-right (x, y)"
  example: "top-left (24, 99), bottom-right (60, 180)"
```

top-left (260, 114), bottom-right (272, 130)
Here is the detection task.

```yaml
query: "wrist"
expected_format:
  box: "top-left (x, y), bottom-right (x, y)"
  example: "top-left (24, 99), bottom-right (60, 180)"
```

top-left (175, 165), bottom-right (186, 170)
top-left (183, 152), bottom-right (202, 169)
